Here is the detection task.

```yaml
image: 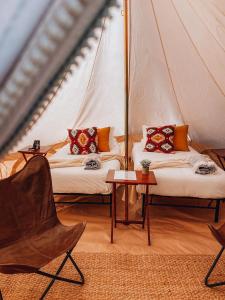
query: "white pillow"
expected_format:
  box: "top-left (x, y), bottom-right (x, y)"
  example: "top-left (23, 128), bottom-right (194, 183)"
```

top-left (141, 125), bottom-right (152, 149)
top-left (142, 125), bottom-right (148, 143)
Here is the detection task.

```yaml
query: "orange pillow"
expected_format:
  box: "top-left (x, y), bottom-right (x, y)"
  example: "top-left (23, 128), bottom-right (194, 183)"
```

top-left (173, 125), bottom-right (189, 151)
top-left (97, 127), bottom-right (110, 152)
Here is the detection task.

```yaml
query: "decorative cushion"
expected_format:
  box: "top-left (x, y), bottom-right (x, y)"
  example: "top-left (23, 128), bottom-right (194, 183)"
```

top-left (68, 127), bottom-right (98, 155)
top-left (145, 125), bottom-right (175, 153)
top-left (97, 127), bottom-right (110, 152)
top-left (142, 124), bottom-right (167, 142)
top-left (173, 125), bottom-right (189, 151)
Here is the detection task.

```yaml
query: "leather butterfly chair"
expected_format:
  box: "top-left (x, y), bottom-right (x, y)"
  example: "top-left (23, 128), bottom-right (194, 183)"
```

top-left (0, 155), bottom-right (86, 299)
top-left (205, 224), bottom-right (225, 287)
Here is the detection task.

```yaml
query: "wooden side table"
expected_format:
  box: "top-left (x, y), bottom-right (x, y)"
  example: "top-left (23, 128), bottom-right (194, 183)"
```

top-left (106, 170), bottom-right (157, 245)
top-left (18, 146), bottom-right (52, 162)
top-left (211, 149), bottom-right (225, 171)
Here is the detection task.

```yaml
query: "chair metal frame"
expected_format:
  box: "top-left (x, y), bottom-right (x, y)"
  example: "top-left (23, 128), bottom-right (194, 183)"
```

top-left (37, 247), bottom-right (84, 299)
top-left (1, 247), bottom-right (84, 300)
top-left (205, 246), bottom-right (225, 287)
top-left (0, 156), bottom-right (85, 299)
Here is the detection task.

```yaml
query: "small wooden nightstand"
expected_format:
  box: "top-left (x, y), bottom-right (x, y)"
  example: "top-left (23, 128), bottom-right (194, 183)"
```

top-left (106, 170), bottom-right (157, 245)
top-left (18, 146), bottom-right (52, 162)
top-left (211, 149), bottom-right (225, 171)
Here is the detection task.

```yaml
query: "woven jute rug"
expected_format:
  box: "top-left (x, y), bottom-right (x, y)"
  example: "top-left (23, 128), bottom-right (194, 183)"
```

top-left (1, 252), bottom-right (225, 300)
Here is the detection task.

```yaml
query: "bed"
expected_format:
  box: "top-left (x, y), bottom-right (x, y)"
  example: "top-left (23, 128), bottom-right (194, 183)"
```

top-left (49, 141), bottom-right (122, 214)
top-left (132, 142), bottom-right (225, 222)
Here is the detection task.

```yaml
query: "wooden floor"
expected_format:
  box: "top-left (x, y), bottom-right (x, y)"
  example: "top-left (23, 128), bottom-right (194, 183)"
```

top-left (2, 154), bottom-right (224, 256)
top-left (56, 191), bottom-right (224, 256)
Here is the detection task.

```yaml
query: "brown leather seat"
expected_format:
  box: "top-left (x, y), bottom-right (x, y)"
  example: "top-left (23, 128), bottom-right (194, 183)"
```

top-left (0, 155), bottom-right (86, 298)
top-left (205, 224), bottom-right (225, 287)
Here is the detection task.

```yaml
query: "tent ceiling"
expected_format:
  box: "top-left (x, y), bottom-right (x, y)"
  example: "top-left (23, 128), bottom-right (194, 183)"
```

top-left (2, 0), bottom-right (225, 152)
top-left (0, 0), bottom-right (118, 156)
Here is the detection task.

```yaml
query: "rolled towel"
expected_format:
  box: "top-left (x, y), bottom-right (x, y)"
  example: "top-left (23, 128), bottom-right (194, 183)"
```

top-left (83, 154), bottom-right (101, 170)
top-left (188, 154), bottom-right (217, 175)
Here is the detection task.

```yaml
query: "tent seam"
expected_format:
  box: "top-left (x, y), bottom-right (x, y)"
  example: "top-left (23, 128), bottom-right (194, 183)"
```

top-left (73, 17), bottom-right (106, 128)
top-left (212, 1), bottom-right (225, 18)
top-left (171, 0), bottom-right (225, 99)
top-left (151, 0), bottom-right (185, 124)
top-left (187, 0), bottom-right (225, 53)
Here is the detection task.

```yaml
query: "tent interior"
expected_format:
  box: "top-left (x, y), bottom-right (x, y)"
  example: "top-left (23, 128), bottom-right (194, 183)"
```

top-left (1, 0), bottom-right (225, 299)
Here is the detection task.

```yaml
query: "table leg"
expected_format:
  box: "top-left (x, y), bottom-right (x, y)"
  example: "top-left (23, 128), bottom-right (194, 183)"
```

top-left (146, 185), bottom-right (151, 246)
top-left (111, 183), bottom-right (116, 243)
top-left (142, 194), bottom-right (146, 229)
top-left (125, 185), bottom-right (129, 224)
top-left (114, 184), bottom-right (117, 228)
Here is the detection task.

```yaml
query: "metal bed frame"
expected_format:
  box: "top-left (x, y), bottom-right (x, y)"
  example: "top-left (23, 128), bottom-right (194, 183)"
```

top-left (54, 193), bottom-right (113, 217)
top-left (141, 194), bottom-right (223, 223)
top-left (54, 192), bottom-right (222, 222)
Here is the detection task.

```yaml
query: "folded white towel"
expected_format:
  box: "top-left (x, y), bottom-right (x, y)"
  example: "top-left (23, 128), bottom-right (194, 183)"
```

top-left (188, 154), bottom-right (217, 175)
top-left (82, 154), bottom-right (101, 170)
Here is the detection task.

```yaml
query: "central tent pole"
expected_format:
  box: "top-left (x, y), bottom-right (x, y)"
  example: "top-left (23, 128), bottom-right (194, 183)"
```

top-left (124, 0), bottom-right (129, 223)
top-left (124, 0), bottom-right (129, 171)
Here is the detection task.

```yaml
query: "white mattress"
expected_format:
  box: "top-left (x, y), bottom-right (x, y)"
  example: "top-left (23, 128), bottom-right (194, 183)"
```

top-left (50, 144), bottom-right (121, 194)
top-left (132, 143), bottom-right (225, 199)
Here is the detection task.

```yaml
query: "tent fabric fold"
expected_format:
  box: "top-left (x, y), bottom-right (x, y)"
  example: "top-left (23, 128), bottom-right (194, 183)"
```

top-left (0, 0), bottom-right (119, 156)
top-left (6, 0), bottom-right (225, 152)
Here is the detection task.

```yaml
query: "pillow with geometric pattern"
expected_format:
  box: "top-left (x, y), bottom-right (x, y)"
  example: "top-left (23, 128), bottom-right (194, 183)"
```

top-left (144, 125), bottom-right (175, 153)
top-left (68, 127), bottom-right (98, 155)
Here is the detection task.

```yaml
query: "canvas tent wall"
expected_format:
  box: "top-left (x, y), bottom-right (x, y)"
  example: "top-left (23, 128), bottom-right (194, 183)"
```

top-left (129, 0), bottom-right (225, 148)
top-left (15, 5), bottom-right (125, 149)
top-left (0, 0), bottom-right (118, 156)
top-left (2, 0), bottom-right (225, 153)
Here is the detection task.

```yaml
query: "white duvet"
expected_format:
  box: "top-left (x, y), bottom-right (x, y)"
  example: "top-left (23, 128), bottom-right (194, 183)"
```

top-left (50, 143), bottom-right (121, 194)
top-left (132, 143), bottom-right (225, 199)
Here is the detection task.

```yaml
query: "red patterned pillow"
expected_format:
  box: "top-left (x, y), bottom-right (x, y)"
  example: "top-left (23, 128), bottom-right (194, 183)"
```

top-left (68, 127), bottom-right (98, 155)
top-left (145, 125), bottom-right (175, 153)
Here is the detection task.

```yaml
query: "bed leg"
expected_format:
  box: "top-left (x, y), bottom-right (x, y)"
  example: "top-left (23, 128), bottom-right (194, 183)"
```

top-left (109, 194), bottom-right (112, 217)
top-left (142, 194), bottom-right (145, 218)
top-left (214, 200), bottom-right (220, 223)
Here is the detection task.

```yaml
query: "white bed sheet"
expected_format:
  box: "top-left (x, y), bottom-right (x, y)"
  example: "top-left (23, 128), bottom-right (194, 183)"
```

top-left (50, 144), bottom-right (121, 194)
top-left (132, 143), bottom-right (225, 199)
